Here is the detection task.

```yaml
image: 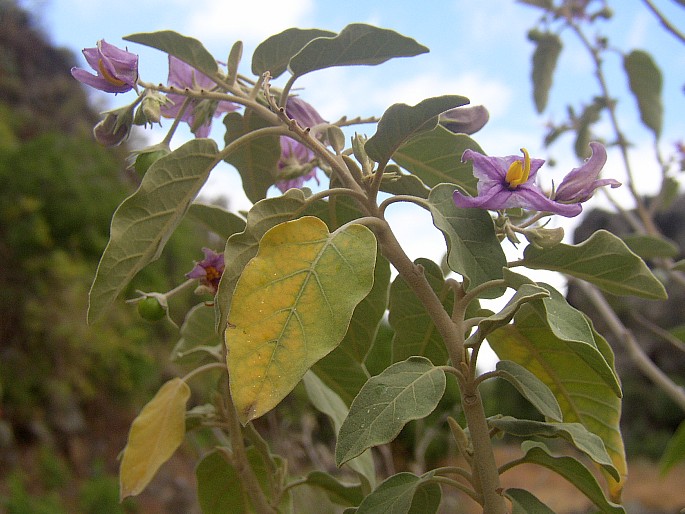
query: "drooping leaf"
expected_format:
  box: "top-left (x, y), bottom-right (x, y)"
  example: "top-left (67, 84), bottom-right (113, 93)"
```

top-left (528, 30), bottom-right (562, 113)
top-left (489, 417), bottom-right (618, 479)
top-left (119, 378), bottom-right (190, 499)
top-left (393, 127), bottom-right (481, 195)
top-left (187, 203), bottom-right (246, 241)
top-left (487, 304), bottom-right (627, 499)
top-left (660, 419), bottom-right (685, 476)
top-left (223, 110), bottom-right (281, 203)
top-left (621, 233), bottom-right (679, 260)
top-left (288, 23), bottom-right (429, 78)
top-left (624, 50), bottom-right (663, 138)
top-left (300, 471), bottom-right (365, 508)
top-left (355, 472), bottom-right (441, 514)
top-left (313, 255), bottom-right (390, 405)
top-left (226, 216), bottom-right (377, 423)
top-left (495, 361), bottom-right (562, 421)
top-left (365, 95), bottom-right (469, 165)
top-left (252, 28), bottom-right (337, 78)
top-left (428, 184), bottom-right (507, 298)
top-left (124, 30), bottom-right (218, 77)
top-left (88, 139), bottom-right (219, 323)
top-left (506, 488), bottom-right (556, 514)
top-left (511, 441), bottom-right (625, 513)
top-left (303, 372), bottom-right (375, 488)
top-left (522, 229), bottom-right (667, 299)
top-left (172, 303), bottom-right (222, 362)
top-left (336, 357), bottom-right (446, 466)
top-left (389, 258), bottom-right (453, 365)
top-left (215, 188), bottom-right (311, 333)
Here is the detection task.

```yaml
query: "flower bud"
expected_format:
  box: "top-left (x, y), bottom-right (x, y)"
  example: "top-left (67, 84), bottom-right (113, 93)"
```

top-left (440, 105), bottom-right (489, 135)
top-left (94, 107), bottom-right (133, 146)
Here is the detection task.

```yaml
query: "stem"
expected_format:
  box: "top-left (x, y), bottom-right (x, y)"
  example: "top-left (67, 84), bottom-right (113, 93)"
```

top-left (641, 0), bottom-right (685, 45)
top-left (181, 362), bottom-right (227, 384)
top-left (429, 475), bottom-right (481, 502)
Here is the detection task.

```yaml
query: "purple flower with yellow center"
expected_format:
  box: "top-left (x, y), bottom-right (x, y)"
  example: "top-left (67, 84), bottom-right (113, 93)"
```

top-left (160, 56), bottom-right (238, 138)
top-left (454, 148), bottom-right (584, 217)
top-left (186, 248), bottom-right (225, 294)
top-left (553, 142), bottom-right (620, 202)
top-left (275, 136), bottom-right (320, 193)
top-left (71, 40), bottom-right (138, 93)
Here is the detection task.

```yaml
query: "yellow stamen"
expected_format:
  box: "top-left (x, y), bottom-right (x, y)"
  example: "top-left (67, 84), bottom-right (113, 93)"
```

top-left (505, 148), bottom-right (531, 189)
top-left (98, 59), bottom-right (127, 87)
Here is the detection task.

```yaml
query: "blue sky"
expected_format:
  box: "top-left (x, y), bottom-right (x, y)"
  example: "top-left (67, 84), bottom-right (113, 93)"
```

top-left (23, 0), bottom-right (685, 366)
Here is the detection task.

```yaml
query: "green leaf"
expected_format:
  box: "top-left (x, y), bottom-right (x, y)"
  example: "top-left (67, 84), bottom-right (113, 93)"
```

top-left (336, 357), bottom-right (446, 466)
top-left (288, 23), bottom-right (429, 78)
top-left (223, 110), bottom-right (281, 203)
top-left (300, 471), bottom-right (364, 507)
top-left (88, 139), bottom-right (219, 323)
top-left (522, 229), bottom-right (667, 299)
top-left (365, 95), bottom-right (469, 165)
top-left (505, 488), bottom-right (556, 514)
top-left (119, 378), bottom-right (190, 499)
top-left (303, 372), bottom-right (375, 488)
top-left (124, 30), bottom-right (218, 77)
top-left (356, 472), bottom-right (440, 514)
top-left (196, 451), bottom-right (246, 513)
top-left (172, 303), bottom-right (222, 362)
top-left (378, 170), bottom-right (431, 199)
top-left (389, 258), bottom-right (453, 365)
top-left (473, 284), bottom-right (550, 342)
top-left (621, 233), bottom-right (679, 260)
top-left (673, 259), bottom-right (685, 272)
top-left (660, 419), bottom-right (685, 475)
top-left (215, 188), bottom-right (311, 334)
top-left (392, 127), bottom-right (481, 195)
top-left (513, 442), bottom-right (625, 513)
top-left (313, 255), bottom-right (391, 405)
top-left (187, 203), bottom-right (246, 241)
top-left (528, 30), bottom-right (562, 113)
top-left (495, 361), bottom-right (562, 421)
top-left (489, 416), bottom-right (619, 479)
top-left (487, 303), bottom-right (627, 499)
top-left (428, 183), bottom-right (507, 298)
top-left (226, 216), bottom-right (377, 423)
top-left (252, 28), bottom-right (337, 78)
top-left (624, 50), bottom-right (663, 138)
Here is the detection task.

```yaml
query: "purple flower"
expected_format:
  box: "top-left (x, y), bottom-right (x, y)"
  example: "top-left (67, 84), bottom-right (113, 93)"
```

top-left (71, 40), bottom-right (138, 93)
top-left (186, 248), bottom-right (225, 294)
top-left (553, 142), bottom-right (620, 202)
top-left (453, 148), bottom-right (583, 217)
top-left (286, 96), bottom-right (327, 128)
top-left (160, 56), bottom-right (238, 138)
top-left (440, 105), bottom-right (489, 135)
top-left (275, 136), bottom-right (320, 193)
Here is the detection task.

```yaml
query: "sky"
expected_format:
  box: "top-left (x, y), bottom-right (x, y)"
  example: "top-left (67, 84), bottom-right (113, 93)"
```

top-left (20, 0), bottom-right (685, 363)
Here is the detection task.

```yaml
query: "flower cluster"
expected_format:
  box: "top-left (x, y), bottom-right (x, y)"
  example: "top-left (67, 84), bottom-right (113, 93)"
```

top-left (453, 142), bottom-right (619, 217)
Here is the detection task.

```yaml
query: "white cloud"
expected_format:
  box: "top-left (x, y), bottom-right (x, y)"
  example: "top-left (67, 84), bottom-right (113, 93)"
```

top-left (178, 0), bottom-right (315, 44)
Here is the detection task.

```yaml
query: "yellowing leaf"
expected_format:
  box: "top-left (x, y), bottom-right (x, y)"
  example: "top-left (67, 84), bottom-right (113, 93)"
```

top-left (119, 378), bottom-right (190, 499)
top-left (226, 216), bottom-right (377, 423)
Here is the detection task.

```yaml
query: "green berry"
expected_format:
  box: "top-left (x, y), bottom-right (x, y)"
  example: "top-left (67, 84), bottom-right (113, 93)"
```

top-left (137, 297), bottom-right (166, 321)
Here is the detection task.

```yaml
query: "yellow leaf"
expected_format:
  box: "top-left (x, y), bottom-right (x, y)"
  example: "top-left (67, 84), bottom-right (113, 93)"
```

top-left (226, 216), bottom-right (377, 423)
top-left (119, 378), bottom-right (190, 499)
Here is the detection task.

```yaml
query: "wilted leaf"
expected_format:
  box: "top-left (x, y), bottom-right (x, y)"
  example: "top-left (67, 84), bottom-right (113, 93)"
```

top-left (124, 30), bottom-right (218, 77)
top-left (336, 357), bottom-right (446, 465)
top-left (226, 216), bottom-right (377, 423)
top-left (529, 30), bottom-right (562, 113)
top-left (428, 184), bottom-right (507, 298)
top-left (252, 28), bottom-right (337, 78)
top-left (522, 229), bottom-right (667, 299)
top-left (288, 23), bottom-right (428, 78)
top-left (365, 95), bottom-right (469, 165)
top-left (356, 472), bottom-right (441, 514)
top-left (120, 378), bottom-right (190, 499)
top-left (89, 139), bottom-right (219, 323)
top-left (624, 50), bottom-right (663, 138)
